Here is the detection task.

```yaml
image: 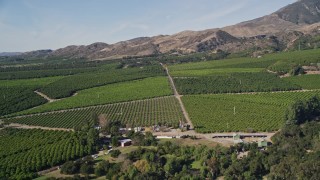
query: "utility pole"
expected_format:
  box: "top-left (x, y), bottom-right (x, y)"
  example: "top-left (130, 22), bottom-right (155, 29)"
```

top-left (234, 106), bottom-right (236, 115)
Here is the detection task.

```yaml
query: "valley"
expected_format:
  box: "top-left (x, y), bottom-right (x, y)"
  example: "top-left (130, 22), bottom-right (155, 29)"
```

top-left (1, 46), bottom-right (320, 179)
top-left (1, 0), bottom-right (320, 179)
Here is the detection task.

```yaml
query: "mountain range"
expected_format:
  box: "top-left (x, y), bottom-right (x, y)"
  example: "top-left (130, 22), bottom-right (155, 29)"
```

top-left (0, 52), bottom-right (22, 57)
top-left (14, 0), bottom-right (320, 60)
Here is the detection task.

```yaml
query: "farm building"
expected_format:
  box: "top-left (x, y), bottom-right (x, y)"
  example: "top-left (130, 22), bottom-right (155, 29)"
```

top-left (212, 134), bottom-right (234, 138)
top-left (233, 133), bottom-right (244, 144)
top-left (91, 154), bottom-right (99, 159)
top-left (156, 136), bottom-right (181, 139)
top-left (241, 134), bottom-right (267, 138)
top-left (212, 133), bottom-right (268, 145)
top-left (119, 127), bottom-right (143, 133)
top-left (134, 127), bottom-right (143, 132)
top-left (156, 136), bottom-right (173, 139)
top-left (152, 125), bottom-right (161, 132)
top-left (119, 139), bottom-right (132, 147)
top-left (258, 138), bottom-right (268, 148)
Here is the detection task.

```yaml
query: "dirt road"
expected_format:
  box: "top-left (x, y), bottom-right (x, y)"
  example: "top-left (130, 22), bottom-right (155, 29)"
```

top-left (5, 123), bottom-right (72, 131)
top-left (161, 63), bottom-right (194, 129)
top-left (34, 90), bottom-right (78, 103)
top-left (34, 90), bottom-right (58, 102)
top-left (153, 129), bottom-right (275, 146)
top-left (266, 69), bottom-right (289, 78)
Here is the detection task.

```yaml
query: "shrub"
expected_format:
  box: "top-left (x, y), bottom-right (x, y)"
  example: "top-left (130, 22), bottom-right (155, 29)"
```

top-left (110, 150), bottom-right (121, 158)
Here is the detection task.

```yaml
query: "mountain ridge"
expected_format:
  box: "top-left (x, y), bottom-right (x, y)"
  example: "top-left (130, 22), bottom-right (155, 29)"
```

top-left (20, 0), bottom-right (320, 60)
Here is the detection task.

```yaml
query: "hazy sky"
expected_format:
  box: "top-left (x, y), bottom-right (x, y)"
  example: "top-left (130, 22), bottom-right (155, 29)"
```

top-left (0, 0), bottom-right (296, 52)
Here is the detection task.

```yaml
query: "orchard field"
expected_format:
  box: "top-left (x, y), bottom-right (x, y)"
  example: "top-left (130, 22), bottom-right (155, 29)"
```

top-left (1, 48), bottom-right (320, 133)
top-left (170, 67), bottom-right (264, 77)
top-left (0, 76), bottom-right (64, 88)
top-left (169, 48), bottom-right (320, 76)
top-left (4, 96), bottom-right (184, 128)
top-left (174, 72), bottom-right (300, 95)
top-left (0, 128), bottom-right (98, 179)
top-left (166, 49), bottom-right (320, 133)
top-left (0, 87), bottom-right (47, 116)
top-left (283, 74), bottom-right (320, 89)
top-left (39, 65), bottom-right (165, 99)
top-left (266, 48), bottom-right (320, 74)
top-left (168, 57), bottom-right (277, 73)
top-left (0, 76), bottom-right (66, 116)
top-left (9, 77), bottom-right (172, 116)
top-left (182, 91), bottom-right (320, 133)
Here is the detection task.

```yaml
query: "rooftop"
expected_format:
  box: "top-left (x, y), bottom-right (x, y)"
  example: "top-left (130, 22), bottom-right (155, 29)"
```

top-left (119, 139), bottom-right (132, 143)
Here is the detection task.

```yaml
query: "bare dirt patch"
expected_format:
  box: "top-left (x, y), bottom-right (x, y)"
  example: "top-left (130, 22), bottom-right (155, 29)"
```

top-left (305, 71), bottom-right (320, 75)
top-left (266, 69), bottom-right (290, 78)
top-left (160, 138), bottom-right (221, 147)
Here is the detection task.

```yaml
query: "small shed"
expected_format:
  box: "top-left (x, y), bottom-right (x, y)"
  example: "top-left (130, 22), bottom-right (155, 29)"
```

top-left (233, 133), bottom-right (243, 144)
top-left (134, 127), bottom-right (142, 132)
top-left (258, 138), bottom-right (268, 148)
top-left (91, 154), bottom-right (99, 159)
top-left (156, 136), bottom-right (173, 139)
top-left (119, 139), bottom-right (132, 147)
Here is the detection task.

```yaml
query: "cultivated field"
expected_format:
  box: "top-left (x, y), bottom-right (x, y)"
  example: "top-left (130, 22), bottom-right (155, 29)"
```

top-left (168, 57), bottom-right (277, 73)
top-left (40, 65), bottom-right (165, 99)
top-left (1, 48), bottom-right (320, 133)
top-left (183, 91), bottom-right (320, 133)
top-left (266, 48), bottom-right (320, 74)
top-left (0, 87), bottom-right (47, 116)
top-left (10, 77), bottom-right (172, 116)
top-left (0, 76), bottom-right (65, 87)
top-left (170, 68), bottom-right (264, 77)
top-left (5, 96), bottom-right (184, 128)
top-left (283, 74), bottom-right (320, 89)
top-left (169, 48), bottom-right (320, 76)
top-left (0, 128), bottom-right (96, 179)
top-left (174, 72), bottom-right (300, 95)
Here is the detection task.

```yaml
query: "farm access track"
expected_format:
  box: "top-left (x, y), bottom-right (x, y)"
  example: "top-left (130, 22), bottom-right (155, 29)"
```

top-left (162, 63), bottom-right (194, 129)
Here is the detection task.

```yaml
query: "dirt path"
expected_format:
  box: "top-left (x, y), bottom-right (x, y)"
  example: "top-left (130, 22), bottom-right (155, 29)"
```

top-left (34, 90), bottom-right (78, 103)
top-left (34, 90), bottom-right (58, 102)
top-left (153, 129), bottom-right (275, 146)
top-left (305, 71), bottom-right (320, 75)
top-left (161, 63), bottom-right (194, 129)
top-left (266, 69), bottom-right (289, 78)
top-left (5, 123), bottom-right (72, 131)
